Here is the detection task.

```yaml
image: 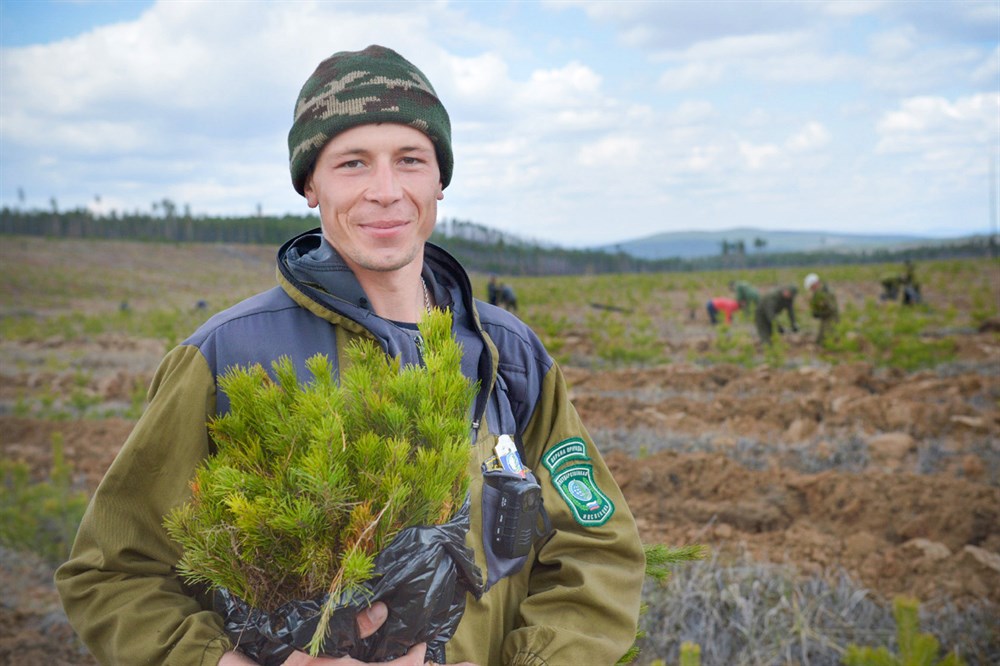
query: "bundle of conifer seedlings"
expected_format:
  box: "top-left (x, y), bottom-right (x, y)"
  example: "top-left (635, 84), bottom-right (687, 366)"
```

top-left (164, 308), bottom-right (483, 663)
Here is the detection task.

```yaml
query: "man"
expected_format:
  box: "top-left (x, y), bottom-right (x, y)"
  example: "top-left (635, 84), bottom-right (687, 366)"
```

top-left (487, 275), bottom-right (500, 306)
top-left (498, 282), bottom-right (518, 312)
top-left (55, 45), bottom-right (644, 666)
top-left (729, 279), bottom-right (760, 316)
top-left (487, 275), bottom-right (517, 312)
top-left (706, 296), bottom-right (740, 325)
top-left (901, 259), bottom-right (922, 305)
top-left (804, 273), bottom-right (839, 345)
top-left (755, 285), bottom-right (798, 344)
top-left (879, 273), bottom-right (901, 301)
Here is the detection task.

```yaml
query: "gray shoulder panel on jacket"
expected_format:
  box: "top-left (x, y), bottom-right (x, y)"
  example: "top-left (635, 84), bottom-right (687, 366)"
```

top-left (183, 287), bottom-right (340, 413)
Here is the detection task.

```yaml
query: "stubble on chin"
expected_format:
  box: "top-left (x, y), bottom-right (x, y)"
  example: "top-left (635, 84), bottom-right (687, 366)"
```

top-left (324, 210), bottom-right (431, 275)
top-left (354, 246), bottom-right (423, 274)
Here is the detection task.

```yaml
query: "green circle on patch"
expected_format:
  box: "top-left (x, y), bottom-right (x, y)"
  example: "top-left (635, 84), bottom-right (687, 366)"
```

top-left (552, 464), bottom-right (614, 527)
top-left (568, 479), bottom-right (593, 502)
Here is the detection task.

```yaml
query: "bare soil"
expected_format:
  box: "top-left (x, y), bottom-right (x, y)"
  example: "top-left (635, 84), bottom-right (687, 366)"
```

top-left (1, 238), bottom-right (998, 664)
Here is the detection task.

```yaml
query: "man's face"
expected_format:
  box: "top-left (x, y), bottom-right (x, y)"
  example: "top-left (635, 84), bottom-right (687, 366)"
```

top-left (304, 123), bottom-right (443, 276)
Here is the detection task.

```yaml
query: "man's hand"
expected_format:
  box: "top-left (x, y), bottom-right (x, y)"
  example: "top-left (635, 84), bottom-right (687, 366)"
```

top-left (278, 642), bottom-right (426, 665)
top-left (354, 602), bottom-right (389, 639)
top-left (220, 602), bottom-right (404, 666)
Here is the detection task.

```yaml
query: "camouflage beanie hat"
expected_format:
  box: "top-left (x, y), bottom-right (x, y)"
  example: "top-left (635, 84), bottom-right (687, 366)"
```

top-left (288, 45), bottom-right (453, 195)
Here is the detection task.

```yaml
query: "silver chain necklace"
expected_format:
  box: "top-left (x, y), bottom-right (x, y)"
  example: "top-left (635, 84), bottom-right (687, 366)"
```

top-left (420, 276), bottom-right (432, 312)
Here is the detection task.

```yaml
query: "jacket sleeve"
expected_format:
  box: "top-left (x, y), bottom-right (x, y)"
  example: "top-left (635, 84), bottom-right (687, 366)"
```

top-left (503, 361), bottom-right (645, 666)
top-left (55, 345), bottom-right (232, 666)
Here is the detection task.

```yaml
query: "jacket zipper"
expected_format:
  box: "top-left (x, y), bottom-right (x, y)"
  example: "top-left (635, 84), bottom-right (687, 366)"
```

top-left (413, 332), bottom-right (425, 365)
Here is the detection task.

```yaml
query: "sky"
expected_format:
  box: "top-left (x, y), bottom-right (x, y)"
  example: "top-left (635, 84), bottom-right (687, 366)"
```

top-left (1, 0), bottom-right (998, 248)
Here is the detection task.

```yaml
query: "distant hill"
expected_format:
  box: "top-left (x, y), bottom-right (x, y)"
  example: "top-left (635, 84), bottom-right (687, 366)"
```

top-left (599, 228), bottom-right (944, 260)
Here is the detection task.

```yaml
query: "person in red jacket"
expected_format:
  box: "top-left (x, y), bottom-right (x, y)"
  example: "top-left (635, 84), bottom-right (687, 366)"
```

top-left (706, 296), bottom-right (741, 325)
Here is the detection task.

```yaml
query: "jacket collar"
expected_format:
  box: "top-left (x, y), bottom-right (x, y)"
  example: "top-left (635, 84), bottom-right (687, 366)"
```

top-left (277, 229), bottom-right (474, 317)
top-left (275, 227), bottom-right (496, 438)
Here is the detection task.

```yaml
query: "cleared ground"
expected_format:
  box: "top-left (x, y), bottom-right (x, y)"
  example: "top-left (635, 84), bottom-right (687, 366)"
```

top-left (1, 236), bottom-right (997, 664)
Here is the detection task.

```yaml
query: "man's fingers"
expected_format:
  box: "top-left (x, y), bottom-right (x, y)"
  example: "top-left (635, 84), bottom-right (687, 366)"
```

top-left (356, 601), bottom-right (388, 638)
top-left (387, 642), bottom-right (425, 665)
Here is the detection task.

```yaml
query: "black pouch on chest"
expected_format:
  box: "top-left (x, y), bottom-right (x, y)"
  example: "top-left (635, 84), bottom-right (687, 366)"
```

top-left (479, 374), bottom-right (551, 590)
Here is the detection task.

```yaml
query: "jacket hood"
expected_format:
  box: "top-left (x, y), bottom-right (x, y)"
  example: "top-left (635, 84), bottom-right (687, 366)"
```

top-left (277, 228), bottom-right (477, 322)
top-left (275, 228), bottom-right (493, 419)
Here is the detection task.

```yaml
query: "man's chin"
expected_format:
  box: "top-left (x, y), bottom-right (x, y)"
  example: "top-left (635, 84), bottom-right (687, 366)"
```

top-left (350, 250), bottom-right (423, 275)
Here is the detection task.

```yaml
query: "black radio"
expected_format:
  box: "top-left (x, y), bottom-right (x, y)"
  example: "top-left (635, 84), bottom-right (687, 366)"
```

top-left (492, 478), bottom-right (542, 559)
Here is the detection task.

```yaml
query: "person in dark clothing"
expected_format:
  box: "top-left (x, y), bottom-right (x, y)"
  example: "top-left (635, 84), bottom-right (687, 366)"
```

top-left (498, 283), bottom-right (518, 312)
top-left (488, 276), bottom-right (517, 312)
top-left (487, 275), bottom-right (500, 306)
top-left (901, 260), bottom-right (922, 305)
top-left (879, 260), bottom-right (922, 305)
top-left (755, 285), bottom-right (798, 344)
top-left (729, 279), bottom-right (760, 316)
top-left (804, 273), bottom-right (839, 345)
top-left (880, 274), bottom-right (901, 301)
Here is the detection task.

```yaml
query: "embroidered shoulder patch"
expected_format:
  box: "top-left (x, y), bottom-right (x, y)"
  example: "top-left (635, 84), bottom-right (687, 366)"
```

top-left (551, 464), bottom-right (614, 527)
top-left (542, 437), bottom-right (590, 473)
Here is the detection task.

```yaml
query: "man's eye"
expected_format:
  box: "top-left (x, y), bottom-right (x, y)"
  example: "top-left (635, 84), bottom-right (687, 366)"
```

top-left (400, 156), bottom-right (423, 166)
top-left (340, 159), bottom-right (364, 169)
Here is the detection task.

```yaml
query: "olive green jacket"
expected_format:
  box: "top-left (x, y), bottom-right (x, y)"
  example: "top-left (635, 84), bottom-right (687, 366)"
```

top-left (809, 284), bottom-right (839, 321)
top-left (55, 234), bottom-right (644, 666)
top-left (732, 280), bottom-right (759, 310)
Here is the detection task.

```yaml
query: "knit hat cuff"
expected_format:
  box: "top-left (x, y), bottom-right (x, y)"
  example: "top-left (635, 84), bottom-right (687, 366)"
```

top-left (287, 45), bottom-right (453, 195)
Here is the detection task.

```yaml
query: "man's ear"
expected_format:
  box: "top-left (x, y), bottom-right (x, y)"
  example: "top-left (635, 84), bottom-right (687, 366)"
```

top-left (304, 177), bottom-right (320, 208)
top-left (436, 182), bottom-right (444, 201)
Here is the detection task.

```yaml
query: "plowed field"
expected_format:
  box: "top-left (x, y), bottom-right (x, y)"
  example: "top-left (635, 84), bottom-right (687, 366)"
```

top-left (1, 236), bottom-right (997, 665)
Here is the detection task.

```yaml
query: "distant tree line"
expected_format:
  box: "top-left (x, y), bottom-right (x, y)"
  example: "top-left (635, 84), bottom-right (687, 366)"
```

top-left (720, 237), bottom-right (768, 255)
top-left (1, 205), bottom-right (316, 246)
top-left (1, 206), bottom-right (994, 276)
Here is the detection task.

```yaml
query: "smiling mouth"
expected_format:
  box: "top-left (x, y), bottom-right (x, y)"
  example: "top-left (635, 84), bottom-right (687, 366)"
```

top-left (361, 220), bottom-right (410, 238)
top-left (364, 220), bottom-right (408, 230)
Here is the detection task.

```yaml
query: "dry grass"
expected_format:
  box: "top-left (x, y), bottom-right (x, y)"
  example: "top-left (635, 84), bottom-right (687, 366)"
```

top-left (636, 551), bottom-right (999, 665)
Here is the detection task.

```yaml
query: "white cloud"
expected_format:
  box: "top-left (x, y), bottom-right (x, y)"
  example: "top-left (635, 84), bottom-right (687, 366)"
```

top-left (576, 135), bottom-right (642, 167)
top-left (668, 100), bottom-right (716, 125)
top-left (875, 93), bottom-right (1000, 176)
top-left (786, 122), bottom-right (831, 152)
top-left (868, 26), bottom-right (918, 60)
top-left (675, 31), bottom-right (814, 61)
top-left (877, 94), bottom-right (999, 136)
top-left (686, 144), bottom-right (724, 172)
top-left (821, 0), bottom-right (887, 18)
top-left (739, 141), bottom-right (782, 170)
top-left (448, 52), bottom-right (511, 101)
top-left (971, 45), bottom-right (1000, 87)
top-left (1, 0), bottom-right (995, 245)
top-left (658, 61), bottom-right (726, 91)
top-left (518, 61), bottom-right (602, 107)
top-left (651, 29), bottom-right (853, 90)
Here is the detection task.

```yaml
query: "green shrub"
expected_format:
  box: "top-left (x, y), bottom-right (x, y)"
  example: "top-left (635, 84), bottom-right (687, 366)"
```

top-left (706, 326), bottom-right (757, 367)
top-left (0, 432), bottom-right (89, 564)
top-left (163, 308), bottom-right (477, 655)
top-left (619, 544), bottom-right (709, 665)
top-left (679, 642), bottom-right (702, 666)
top-left (843, 595), bottom-right (967, 666)
top-left (590, 312), bottom-right (665, 366)
top-left (969, 289), bottom-right (998, 329)
top-left (824, 299), bottom-right (956, 371)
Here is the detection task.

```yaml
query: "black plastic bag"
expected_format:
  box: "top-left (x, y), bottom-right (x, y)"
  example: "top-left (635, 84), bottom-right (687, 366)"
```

top-left (217, 499), bottom-right (483, 665)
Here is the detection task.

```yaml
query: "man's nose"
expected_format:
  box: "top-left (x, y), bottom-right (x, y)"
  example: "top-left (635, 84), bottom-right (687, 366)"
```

top-left (366, 161), bottom-right (402, 205)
